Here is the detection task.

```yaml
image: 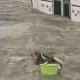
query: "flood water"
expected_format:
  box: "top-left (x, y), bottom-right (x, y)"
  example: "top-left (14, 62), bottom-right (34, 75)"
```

top-left (41, 75), bottom-right (62, 80)
top-left (0, 0), bottom-right (80, 80)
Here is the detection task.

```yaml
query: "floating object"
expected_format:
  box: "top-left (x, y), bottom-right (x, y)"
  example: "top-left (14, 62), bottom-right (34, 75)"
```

top-left (40, 64), bottom-right (59, 75)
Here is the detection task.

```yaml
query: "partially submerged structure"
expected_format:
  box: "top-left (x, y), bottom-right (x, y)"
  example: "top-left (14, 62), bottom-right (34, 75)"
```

top-left (32, 0), bottom-right (80, 22)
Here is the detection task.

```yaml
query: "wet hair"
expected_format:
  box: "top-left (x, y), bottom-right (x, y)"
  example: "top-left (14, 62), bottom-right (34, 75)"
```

top-left (31, 51), bottom-right (42, 65)
top-left (31, 52), bottom-right (62, 67)
top-left (31, 51), bottom-right (40, 57)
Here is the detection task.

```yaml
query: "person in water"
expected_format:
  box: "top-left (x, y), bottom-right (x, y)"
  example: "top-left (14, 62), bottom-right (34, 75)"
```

top-left (31, 51), bottom-right (63, 68)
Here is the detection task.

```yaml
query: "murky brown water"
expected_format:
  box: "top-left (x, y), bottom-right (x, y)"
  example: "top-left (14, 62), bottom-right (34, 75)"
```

top-left (0, 0), bottom-right (80, 80)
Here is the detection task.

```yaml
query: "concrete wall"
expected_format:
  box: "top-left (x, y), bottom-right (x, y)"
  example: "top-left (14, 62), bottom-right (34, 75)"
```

top-left (32, 0), bottom-right (38, 9)
top-left (32, 0), bottom-right (53, 14)
top-left (38, 0), bottom-right (53, 14)
top-left (71, 0), bottom-right (80, 22)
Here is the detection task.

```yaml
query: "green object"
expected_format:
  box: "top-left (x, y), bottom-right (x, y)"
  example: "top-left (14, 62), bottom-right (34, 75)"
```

top-left (40, 64), bottom-right (59, 75)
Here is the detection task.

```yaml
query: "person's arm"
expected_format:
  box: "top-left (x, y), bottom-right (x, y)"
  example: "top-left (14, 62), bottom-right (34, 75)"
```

top-left (41, 54), bottom-right (51, 63)
top-left (54, 57), bottom-right (63, 68)
top-left (54, 57), bottom-right (63, 64)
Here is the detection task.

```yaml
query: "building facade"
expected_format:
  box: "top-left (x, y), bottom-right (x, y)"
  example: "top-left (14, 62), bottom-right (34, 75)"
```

top-left (32, 0), bottom-right (80, 22)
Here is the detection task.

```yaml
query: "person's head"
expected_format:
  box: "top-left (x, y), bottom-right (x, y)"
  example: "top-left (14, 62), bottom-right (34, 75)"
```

top-left (31, 51), bottom-right (40, 64)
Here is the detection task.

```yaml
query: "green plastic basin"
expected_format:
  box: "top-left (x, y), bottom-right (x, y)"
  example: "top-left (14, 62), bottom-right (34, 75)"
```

top-left (40, 64), bottom-right (59, 75)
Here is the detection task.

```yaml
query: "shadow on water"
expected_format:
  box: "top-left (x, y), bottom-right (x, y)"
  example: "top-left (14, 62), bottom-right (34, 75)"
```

top-left (40, 75), bottom-right (63, 80)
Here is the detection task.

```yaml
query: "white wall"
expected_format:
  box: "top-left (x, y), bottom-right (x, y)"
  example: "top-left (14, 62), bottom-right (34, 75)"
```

top-left (71, 6), bottom-right (80, 22)
top-left (38, 0), bottom-right (53, 14)
top-left (71, 0), bottom-right (80, 22)
top-left (71, 0), bottom-right (80, 5)
top-left (32, 0), bottom-right (38, 9)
